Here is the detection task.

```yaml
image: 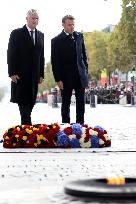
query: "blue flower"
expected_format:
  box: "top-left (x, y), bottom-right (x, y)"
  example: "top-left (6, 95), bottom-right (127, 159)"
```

top-left (94, 125), bottom-right (104, 132)
top-left (91, 135), bottom-right (99, 148)
top-left (72, 124), bottom-right (82, 135)
top-left (56, 131), bottom-right (70, 147)
top-left (70, 138), bottom-right (80, 148)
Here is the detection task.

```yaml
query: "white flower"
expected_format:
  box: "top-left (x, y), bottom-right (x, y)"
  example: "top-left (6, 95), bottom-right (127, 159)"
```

top-left (69, 134), bottom-right (76, 140)
top-left (60, 123), bottom-right (70, 130)
top-left (79, 137), bottom-right (85, 144)
top-left (89, 129), bottom-right (98, 136)
top-left (93, 131), bottom-right (98, 136)
top-left (81, 133), bottom-right (86, 139)
top-left (104, 134), bottom-right (110, 141)
top-left (80, 141), bottom-right (91, 148)
top-left (89, 129), bottom-right (94, 135)
top-left (82, 127), bottom-right (86, 134)
top-left (79, 136), bottom-right (91, 148)
top-left (99, 139), bottom-right (105, 145)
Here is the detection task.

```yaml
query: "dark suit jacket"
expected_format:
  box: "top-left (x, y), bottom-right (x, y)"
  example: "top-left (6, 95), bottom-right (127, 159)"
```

top-left (51, 31), bottom-right (88, 88)
top-left (7, 25), bottom-right (44, 105)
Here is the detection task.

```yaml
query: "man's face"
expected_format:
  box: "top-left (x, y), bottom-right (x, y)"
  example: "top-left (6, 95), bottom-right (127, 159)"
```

top-left (26, 12), bottom-right (39, 30)
top-left (62, 19), bottom-right (75, 33)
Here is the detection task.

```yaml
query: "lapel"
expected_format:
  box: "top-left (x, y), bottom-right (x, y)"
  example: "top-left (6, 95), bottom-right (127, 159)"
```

top-left (59, 30), bottom-right (69, 40)
top-left (59, 31), bottom-right (81, 55)
top-left (34, 29), bottom-right (39, 48)
top-left (73, 31), bottom-right (80, 44)
top-left (22, 25), bottom-right (35, 48)
top-left (73, 31), bottom-right (80, 55)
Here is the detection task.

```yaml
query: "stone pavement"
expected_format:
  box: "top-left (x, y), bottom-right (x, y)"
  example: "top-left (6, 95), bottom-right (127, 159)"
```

top-left (0, 102), bottom-right (136, 203)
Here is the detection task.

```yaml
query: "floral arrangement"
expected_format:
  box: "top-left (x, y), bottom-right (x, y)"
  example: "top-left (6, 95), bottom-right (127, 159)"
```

top-left (3, 123), bottom-right (111, 148)
top-left (56, 124), bottom-right (111, 148)
top-left (3, 123), bottom-right (60, 148)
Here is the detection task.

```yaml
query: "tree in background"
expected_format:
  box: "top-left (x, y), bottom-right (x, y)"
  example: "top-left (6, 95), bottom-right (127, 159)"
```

top-left (107, 26), bottom-right (121, 71)
top-left (108, 0), bottom-right (136, 72)
top-left (38, 62), bottom-right (56, 93)
top-left (84, 31), bottom-right (110, 81)
top-left (121, 0), bottom-right (136, 56)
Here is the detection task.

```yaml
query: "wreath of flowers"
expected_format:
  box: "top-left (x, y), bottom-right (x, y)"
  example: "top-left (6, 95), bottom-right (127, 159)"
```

top-left (3, 123), bottom-right (59, 148)
top-left (3, 123), bottom-right (111, 148)
top-left (56, 124), bottom-right (111, 148)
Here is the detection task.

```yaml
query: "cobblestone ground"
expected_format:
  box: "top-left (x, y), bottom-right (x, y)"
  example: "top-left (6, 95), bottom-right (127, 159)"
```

top-left (0, 101), bottom-right (136, 203)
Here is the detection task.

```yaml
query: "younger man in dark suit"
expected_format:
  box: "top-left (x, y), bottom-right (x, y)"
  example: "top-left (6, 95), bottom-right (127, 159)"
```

top-left (51, 15), bottom-right (88, 124)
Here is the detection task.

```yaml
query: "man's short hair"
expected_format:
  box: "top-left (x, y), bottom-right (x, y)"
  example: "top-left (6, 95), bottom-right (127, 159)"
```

top-left (62, 15), bottom-right (75, 23)
top-left (26, 9), bottom-right (38, 17)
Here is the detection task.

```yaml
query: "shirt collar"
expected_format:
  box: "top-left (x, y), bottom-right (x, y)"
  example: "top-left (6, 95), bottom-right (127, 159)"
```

top-left (26, 24), bottom-right (35, 32)
top-left (64, 30), bottom-right (73, 36)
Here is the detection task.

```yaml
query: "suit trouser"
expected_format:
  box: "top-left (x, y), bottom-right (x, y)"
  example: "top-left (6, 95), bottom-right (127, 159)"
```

top-left (18, 104), bottom-right (34, 125)
top-left (61, 87), bottom-right (85, 124)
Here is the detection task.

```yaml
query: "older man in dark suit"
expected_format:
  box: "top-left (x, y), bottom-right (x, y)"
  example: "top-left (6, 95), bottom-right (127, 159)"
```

top-left (7, 9), bottom-right (44, 125)
top-left (51, 15), bottom-right (88, 124)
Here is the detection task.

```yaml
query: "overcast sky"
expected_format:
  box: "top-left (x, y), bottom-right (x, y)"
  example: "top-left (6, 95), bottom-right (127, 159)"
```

top-left (0, 0), bottom-right (122, 84)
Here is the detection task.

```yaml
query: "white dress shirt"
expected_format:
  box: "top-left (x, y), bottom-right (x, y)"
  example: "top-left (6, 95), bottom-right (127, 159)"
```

top-left (26, 24), bottom-right (35, 45)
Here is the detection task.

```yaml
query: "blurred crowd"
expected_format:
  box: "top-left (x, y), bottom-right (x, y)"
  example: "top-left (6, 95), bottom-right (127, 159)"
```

top-left (36, 84), bottom-right (134, 105)
top-left (85, 84), bottom-right (132, 104)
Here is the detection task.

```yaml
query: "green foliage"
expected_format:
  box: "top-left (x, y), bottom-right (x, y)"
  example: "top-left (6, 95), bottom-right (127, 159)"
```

top-left (38, 62), bottom-right (56, 92)
top-left (84, 31), bottom-right (110, 80)
top-left (107, 26), bottom-right (122, 70)
top-left (108, 0), bottom-right (136, 72)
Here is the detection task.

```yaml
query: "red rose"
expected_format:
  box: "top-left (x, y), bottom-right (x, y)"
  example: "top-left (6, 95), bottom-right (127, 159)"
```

top-left (93, 127), bottom-right (99, 132)
top-left (84, 136), bottom-right (90, 142)
top-left (104, 130), bottom-right (107, 134)
top-left (99, 134), bottom-right (106, 142)
top-left (64, 127), bottom-right (72, 135)
top-left (76, 134), bottom-right (81, 139)
top-left (105, 140), bottom-right (111, 147)
top-left (86, 127), bottom-right (92, 135)
top-left (82, 124), bottom-right (88, 128)
top-left (98, 132), bottom-right (104, 138)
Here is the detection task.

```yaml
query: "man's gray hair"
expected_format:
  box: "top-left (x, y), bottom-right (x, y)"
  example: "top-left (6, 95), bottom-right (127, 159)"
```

top-left (26, 9), bottom-right (38, 17)
top-left (62, 15), bottom-right (75, 23)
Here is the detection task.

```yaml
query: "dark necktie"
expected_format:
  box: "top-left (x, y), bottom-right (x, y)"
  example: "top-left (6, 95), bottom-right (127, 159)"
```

top-left (30, 30), bottom-right (34, 45)
top-left (69, 33), bottom-right (74, 40)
